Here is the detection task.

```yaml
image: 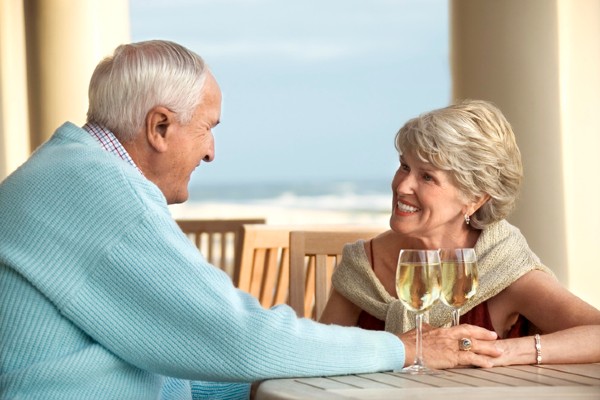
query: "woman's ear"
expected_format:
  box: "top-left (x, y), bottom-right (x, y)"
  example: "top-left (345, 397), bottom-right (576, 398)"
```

top-left (467, 194), bottom-right (491, 215)
top-left (145, 106), bottom-right (174, 153)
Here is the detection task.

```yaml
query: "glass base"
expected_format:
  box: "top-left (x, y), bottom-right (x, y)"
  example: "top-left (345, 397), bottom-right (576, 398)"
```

top-left (395, 363), bottom-right (442, 375)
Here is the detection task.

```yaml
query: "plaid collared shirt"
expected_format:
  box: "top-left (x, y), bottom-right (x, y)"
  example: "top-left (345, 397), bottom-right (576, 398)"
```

top-left (82, 122), bottom-right (143, 175)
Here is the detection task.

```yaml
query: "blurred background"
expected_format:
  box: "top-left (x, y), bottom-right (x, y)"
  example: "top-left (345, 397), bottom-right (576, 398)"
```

top-left (1, 0), bottom-right (599, 307)
top-left (131, 0), bottom-right (450, 227)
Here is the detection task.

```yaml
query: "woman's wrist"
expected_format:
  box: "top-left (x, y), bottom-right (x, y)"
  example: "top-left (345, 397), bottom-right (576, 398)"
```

top-left (534, 334), bottom-right (542, 365)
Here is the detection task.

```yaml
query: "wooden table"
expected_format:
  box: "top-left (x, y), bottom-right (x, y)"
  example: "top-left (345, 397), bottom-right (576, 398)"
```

top-left (255, 363), bottom-right (600, 399)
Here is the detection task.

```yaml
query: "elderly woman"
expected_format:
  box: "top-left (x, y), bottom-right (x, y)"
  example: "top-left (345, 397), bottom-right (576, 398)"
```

top-left (320, 99), bottom-right (600, 366)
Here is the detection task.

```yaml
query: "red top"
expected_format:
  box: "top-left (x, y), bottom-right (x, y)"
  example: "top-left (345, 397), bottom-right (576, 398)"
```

top-left (357, 301), bottom-right (531, 338)
top-left (357, 244), bottom-right (533, 337)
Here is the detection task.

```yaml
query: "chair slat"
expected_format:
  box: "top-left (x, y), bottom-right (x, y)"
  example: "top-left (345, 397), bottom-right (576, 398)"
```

top-left (250, 248), bottom-right (267, 299)
top-left (238, 225), bottom-right (292, 309)
top-left (261, 249), bottom-right (281, 306)
top-left (273, 248), bottom-right (290, 305)
top-left (177, 218), bottom-right (265, 283)
top-left (289, 228), bottom-right (383, 319)
top-left (304, 257), bottom-right (317, 317)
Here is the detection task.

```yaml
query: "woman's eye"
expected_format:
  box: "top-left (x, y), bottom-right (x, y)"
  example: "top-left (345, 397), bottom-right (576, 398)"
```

top-left (423, 173), bottom-right (433, 182)
top-left (400, 163), bottom-right (410, 171)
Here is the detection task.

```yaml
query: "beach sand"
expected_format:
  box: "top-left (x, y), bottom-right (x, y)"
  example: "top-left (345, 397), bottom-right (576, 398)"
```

top-left (169, 201), bottom-right (391, 227)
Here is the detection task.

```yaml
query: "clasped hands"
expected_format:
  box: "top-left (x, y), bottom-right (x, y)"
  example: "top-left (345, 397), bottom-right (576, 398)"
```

top-left (397, 324), bottom-right (502, 369)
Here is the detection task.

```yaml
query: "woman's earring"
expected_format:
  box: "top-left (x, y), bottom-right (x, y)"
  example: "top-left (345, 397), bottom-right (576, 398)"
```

top-left (464, 214), bottom-right (470, 225)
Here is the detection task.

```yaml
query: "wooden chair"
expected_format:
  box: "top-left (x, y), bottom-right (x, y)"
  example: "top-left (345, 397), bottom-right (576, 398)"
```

top-left (237, 225), bottom-right (291, 309)
top-left (289, 228), bottom-right (382, 320)
top-left (176, 218), bottom-right (265, 283)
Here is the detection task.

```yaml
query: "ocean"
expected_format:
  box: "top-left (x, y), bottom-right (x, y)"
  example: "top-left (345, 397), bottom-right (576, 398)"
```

top-left (169, 178), bottom-right (393, 227)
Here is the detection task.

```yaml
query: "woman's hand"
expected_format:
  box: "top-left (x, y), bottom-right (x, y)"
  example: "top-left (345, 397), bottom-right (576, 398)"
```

top-left (398, 324), bottom-right (502, 369)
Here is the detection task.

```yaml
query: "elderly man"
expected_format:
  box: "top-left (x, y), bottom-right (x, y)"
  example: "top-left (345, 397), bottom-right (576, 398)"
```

top-left (0, 40), bottom-right (500, 399)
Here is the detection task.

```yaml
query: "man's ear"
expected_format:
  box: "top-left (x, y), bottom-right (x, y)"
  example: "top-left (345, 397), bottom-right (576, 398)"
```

top-left (145, 106), bottom-right (174, 153)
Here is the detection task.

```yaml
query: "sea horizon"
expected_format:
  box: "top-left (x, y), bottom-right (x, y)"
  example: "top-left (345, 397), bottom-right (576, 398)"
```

top-left (170, 178), bottom-right (393, 227)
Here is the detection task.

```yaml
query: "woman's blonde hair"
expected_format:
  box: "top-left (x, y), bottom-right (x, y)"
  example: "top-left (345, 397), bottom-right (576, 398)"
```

top-left (395, 99), bottom-right (523, 229)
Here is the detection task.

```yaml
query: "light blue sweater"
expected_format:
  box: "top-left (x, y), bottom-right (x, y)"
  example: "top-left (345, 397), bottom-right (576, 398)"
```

top-left (0, 122), bottom-right (405, 399)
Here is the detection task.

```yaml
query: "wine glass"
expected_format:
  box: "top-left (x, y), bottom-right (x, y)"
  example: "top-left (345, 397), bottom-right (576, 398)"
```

top-left (439, 248), bottom-right (478, 326)
top-left (395, 249), bottom-right (441, 374)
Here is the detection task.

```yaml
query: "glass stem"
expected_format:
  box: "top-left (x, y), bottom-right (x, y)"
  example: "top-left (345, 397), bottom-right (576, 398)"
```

top-left (415, 312), bottom-right (424, 366)
top-left (452, 308), bottom-right (460, 326)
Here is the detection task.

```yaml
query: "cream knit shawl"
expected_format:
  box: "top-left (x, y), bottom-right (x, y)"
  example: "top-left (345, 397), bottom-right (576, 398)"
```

top-left (331, 220), bottom-right (555, 333)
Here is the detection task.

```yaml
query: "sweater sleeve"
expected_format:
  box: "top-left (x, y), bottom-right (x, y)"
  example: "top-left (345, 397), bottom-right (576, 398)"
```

top-left (0, 124), bottom-right (404, 398)
top-left (63, 211), bottom-right (405, 382)
top-left (191, 381), bottom-right (251, 400)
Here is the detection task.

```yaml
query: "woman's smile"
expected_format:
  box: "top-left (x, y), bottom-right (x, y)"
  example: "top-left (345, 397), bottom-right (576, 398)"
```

top-left (396, 200), bottom-right (421, 215)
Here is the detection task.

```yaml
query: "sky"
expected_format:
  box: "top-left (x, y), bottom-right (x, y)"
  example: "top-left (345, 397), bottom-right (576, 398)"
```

top-left (129, 0), bottom-right (450, 186)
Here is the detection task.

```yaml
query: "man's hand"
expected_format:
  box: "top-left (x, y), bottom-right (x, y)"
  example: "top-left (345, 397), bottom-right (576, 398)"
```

top-left (398, 324), bottom-right (502, 369)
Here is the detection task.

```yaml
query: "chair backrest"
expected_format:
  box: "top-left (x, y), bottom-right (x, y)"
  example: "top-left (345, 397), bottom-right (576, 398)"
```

top-left (177, 218), bottom-right (265, 283)
top-left (237, 225), bottom-right (292, 309)
top-left (289, 228), bottom-right (382, 320)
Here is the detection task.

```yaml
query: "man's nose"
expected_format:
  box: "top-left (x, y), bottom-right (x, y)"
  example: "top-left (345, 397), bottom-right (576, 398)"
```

top-left (203, 136), bottom-right (215, 162)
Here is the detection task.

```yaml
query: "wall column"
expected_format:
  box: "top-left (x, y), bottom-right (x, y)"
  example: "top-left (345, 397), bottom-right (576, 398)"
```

top-left (0, 0), bottom-right (30, 179)
top-left (24, 0), bottom-right (130, 148)
top-left (451, 0), bottom-right (600, 308)
top-left (556, 0), bottom-right (600, 309)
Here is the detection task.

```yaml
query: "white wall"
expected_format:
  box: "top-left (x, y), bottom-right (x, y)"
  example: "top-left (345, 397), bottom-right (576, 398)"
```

top-left (451, 0), bottom-right (600, 308)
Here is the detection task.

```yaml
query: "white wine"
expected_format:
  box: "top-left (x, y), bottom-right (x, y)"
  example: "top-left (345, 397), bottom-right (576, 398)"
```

top-left (396, 249), bottom-right (441, 374)
top-left (440, 261), bottom-right (478, 308)
top-left (396, 262), bottom-right (441, 313)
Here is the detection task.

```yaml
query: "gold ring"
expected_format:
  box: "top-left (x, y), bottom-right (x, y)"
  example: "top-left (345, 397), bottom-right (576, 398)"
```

top-left (459, 337), bottom-right (472, 351)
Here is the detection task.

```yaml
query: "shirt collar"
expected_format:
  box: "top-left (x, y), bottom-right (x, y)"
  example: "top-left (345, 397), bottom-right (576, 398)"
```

top-left (82, 122), bottom-right (143, 175)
